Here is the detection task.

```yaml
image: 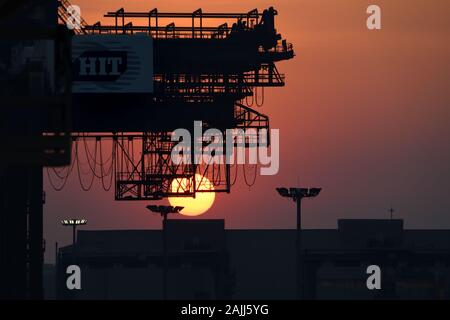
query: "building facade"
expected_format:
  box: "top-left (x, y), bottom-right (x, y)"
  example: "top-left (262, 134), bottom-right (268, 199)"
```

top-left (55, 219), bottom-right (450, 299)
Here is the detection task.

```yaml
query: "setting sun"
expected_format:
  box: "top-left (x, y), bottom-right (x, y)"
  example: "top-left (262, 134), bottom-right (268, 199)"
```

top-left (168, 174), bottom-right (215, 216)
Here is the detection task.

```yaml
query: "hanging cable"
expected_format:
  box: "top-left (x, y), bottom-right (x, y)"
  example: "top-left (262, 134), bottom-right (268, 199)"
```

top-left (76, 141), bottom-right (96, 191)
top-left (51, 165), bottom-right (71, 180)
top-left (131, 137), bottom-right (135, 164)
top-left (83, 135), bottom-right (113, 168)
top-left (46, 143), bottom-right (76, 191)
top-left (81, 137), bottom-right (99, 177)
top-left (245, 87), bottom-right (254, 107)
top-left (243, 163), bottom-right (258, 187)
top-left (47, 167), bottom-right (70, 191)
top-left (122, 134), bottom-right (131, 174)
top-left (255, 86), bottom-right (265, 107)
top-left (215, 162), bottom-right (221, 186)
top-left (212, 161), bottom-right (222, 186)
top-left (100, 139), bottom-right (115, 175)
top-left (47, 136), bottom-right (117, 192)
top-left (230, 161), bottom-right (238, 186)
top-left (97, 138), bottom-right (114, 179)
top-left (99, 138), bottom-right (115, 191)
top-left (77, 139), bottom-right (96, 176)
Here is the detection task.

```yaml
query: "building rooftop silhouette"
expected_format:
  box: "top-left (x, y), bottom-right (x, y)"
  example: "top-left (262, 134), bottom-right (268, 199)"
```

top-left (54, 219), bottom-right (450, 300)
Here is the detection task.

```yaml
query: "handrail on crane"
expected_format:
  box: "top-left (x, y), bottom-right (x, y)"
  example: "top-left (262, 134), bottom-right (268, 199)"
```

top-left (94, 7), bottom-right (283, 40)
top-left (104, 11), bottom-right (267, 19)
top-left (124, 22), bottom-right (133, 35)
top-left (92, 21), bottom-right (101, 34)
top-left (165, 22), bottom-right (175, 38)
top-left (149, 8), bottom-right (158, 37)
top-left (114, 8), bottom-right (124, 34)
top-left (247, 9), bottom-right (258, 27)
top-left (192, 8), bottom-right (202, 39)
top-left (213, 23), bottom-right (228, 39)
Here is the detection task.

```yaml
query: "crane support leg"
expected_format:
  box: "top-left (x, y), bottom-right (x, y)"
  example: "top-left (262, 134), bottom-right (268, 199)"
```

top-left (0, 165), bottom-right (43, 299)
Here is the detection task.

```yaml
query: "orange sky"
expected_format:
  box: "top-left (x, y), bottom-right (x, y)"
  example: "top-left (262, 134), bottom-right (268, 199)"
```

top-left (44, 0), bottom-right (450, 262)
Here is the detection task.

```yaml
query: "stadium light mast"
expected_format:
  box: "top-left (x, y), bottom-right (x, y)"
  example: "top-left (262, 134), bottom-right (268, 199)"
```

top-left (60, 219), bottom-right (88, 245)
top-left (276, 187), bottom-right (321, 299)
top-left (146, 205), bottom-right (184, 300)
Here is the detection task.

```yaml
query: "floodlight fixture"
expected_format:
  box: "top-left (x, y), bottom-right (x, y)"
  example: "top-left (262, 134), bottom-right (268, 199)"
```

top-left (60, 218), bottom-right (88, 245)
top-left (146, 205), bottom-right (184, 217)
top-left (277, 187), bottom-right (322, 201)
top-left (61, 219), bottom-right (87, 226)
top-left (276, 187), bottom-right (289, 197)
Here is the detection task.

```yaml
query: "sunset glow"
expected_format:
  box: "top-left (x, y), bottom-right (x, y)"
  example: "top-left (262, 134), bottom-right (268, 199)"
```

top-left (168, 174), bottom-right (215, 216)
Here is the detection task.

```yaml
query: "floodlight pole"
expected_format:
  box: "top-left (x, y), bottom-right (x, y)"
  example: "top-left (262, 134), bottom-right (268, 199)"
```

top-left (72, 224), bottom-right (76, 245)
top-left (295, 194), bottom-right (302, 300)
top-left (146, 205), bottom-right (183, 300)
top-left (162, 211), bottom-right (169, 301)
top-left (276, 187), bottom-right (321, 299)
top-left (61, 219), bottom-right (88, 268)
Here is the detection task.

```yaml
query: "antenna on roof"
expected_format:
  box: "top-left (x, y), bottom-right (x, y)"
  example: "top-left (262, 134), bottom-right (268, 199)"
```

top-left (389, 206), bottom-right (395, 220)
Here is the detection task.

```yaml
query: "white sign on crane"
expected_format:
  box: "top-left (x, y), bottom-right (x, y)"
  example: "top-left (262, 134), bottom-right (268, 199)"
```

top-left (72, 34), bottom-right (153, 93)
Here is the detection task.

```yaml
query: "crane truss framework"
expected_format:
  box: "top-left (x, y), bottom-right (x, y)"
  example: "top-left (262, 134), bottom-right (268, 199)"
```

top-left (57, 2), bottom-right (295, 110)
top-left (72, 105), bottom-right (269, 201)
top-left (54, 3), bottom-right (294, 200)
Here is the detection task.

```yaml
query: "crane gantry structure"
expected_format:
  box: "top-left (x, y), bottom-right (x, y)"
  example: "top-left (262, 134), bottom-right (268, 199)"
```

top-left (52, 1), bottom-right (295, 201)
top-left (0, 0), bottom-right (294, 299)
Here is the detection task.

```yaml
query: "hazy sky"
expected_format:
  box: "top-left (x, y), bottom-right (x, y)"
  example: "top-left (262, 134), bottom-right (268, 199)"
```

top-left (44, 0), bottom-right (450, 262)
